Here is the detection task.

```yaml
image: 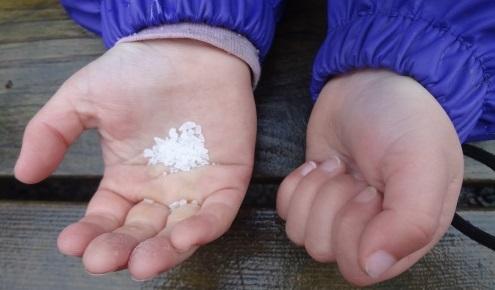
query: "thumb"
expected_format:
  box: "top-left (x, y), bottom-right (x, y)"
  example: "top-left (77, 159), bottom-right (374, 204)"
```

top-left (15, 78), bottom-right (87, 184)
top-left (358, 145), bottom-right (463, 280)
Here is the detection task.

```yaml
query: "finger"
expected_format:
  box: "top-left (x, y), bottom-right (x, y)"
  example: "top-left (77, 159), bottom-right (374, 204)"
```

top-left (357, 152), bottom-right (461, 281)
top-left (102, 163), bottom-right (247, 205)
top-left (128, 235), bottom-right (196, 281)
top-left (82, 199), bottom-right (170, 274)
top-left (15, 80), bottom-right (86, 184)
top-left (304, 175), bottom-right (365, 262)
top-left (285, 157), bottom-right (344, 245)
top-left (169, 186), bottom-right (245, 252)
top-left (276, 161), bottom-right (317, 220)
top-left (128, 202), bottom-right (203, 280)
top-left (57, 188), bottom-right (132, 256)
top-left (334, 187), bottom-right (382, 286)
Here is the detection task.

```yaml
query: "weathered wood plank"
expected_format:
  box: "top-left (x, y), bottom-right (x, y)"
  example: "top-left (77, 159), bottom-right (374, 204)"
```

top-left (0, 1), bottom-right (66, 27)
top-left (2, 0), bottom-right (495, 184)
top-left (0, 0), bottom-right (59, 10)
top-left (0, 201), bottom-right (493, 290)
top-left (0, 20), bottom-right (91, 44)
top-left (0, 8), bottom-right (66, 24)
top-left (0, 38), bottom-right (103, 65)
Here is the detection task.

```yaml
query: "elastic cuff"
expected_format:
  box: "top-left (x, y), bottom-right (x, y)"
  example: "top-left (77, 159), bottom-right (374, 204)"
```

top-left (118, 23), bottom-right (261, 88)
top-left (311, 13), bottom-right (492, 142)
top-left (99, 0), bottom-right (277, 61)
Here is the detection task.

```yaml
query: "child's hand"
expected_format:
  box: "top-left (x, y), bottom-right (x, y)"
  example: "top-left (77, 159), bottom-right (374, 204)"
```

top-left (277, 70), bottom-right (463, 285)
top-left (15, 39), bottom-right (256, 280)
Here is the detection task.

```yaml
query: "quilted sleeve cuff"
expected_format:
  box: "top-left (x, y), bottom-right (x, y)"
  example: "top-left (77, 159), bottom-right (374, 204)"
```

top-left (311, 10), bottom-right (495, 142)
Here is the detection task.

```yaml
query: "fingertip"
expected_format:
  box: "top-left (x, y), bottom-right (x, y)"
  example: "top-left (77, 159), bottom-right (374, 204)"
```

top-left (169, 220), bottom-right (196, 252)
top-left (300, 161), bottom-right (318, 176)
top-left (15, 91), bottom-right (86, 184)
top-left (15, 123), bottom-right (68, 184)
top-left (285, 222), bottom-right (305, 246)
top-left (13, 159), bottom-right (37, 184)
top-left (128, 245), bottom-right (161, 281)
top-left (170, 214), bottom-right (218, 252)
top-left (359, 209), bottom-right (437, 272)
top-left (14, 159), bottom-right (51, 185)
top-left (57, 222), bottom-right (94, 256)
top-left (304, 244), bottom-right (335, 263)
top-left (319, 156), bottom-right (342, 174)
top-left (128, 236), bottom-right (184, 280)
top-left (14, 142), bottom-right (41, 184)
top-left (277, 161), bottom-right (317, 220)
top-left (353, 186), bottom-right (378, 203)
top-left (83, 233), bottom-right (136, 274)
top-left (364, 250), bottom-right (398, 279)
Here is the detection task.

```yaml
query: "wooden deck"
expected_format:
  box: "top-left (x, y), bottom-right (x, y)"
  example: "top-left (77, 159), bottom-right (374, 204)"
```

top-left (1, 0), bottom-right (495, 289)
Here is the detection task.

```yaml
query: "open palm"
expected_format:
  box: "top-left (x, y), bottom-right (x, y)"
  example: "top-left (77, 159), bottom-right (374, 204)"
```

top-left (15, 39), bottom-right (256, 280)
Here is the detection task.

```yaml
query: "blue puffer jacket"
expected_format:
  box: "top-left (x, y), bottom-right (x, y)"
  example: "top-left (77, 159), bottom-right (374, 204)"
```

top-left (61, 0), bottom-right (495, 143)
top-left (60, 0), bottom-right (283, 60)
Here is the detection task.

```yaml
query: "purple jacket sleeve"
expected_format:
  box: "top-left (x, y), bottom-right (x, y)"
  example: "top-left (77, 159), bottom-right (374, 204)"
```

top-left (312, 0), bottom-right (495, 143)
top-left (60, 0), bottom-right (283, 60)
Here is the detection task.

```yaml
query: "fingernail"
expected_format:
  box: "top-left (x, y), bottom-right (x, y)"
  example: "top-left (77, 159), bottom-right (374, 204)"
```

top-left (300, 161), bottom-right (317, 176)
top-left (354, 187), bottom-right (377, 203)
top-left (132, 276), bottom-right (153, 282)
top-left (365, 250), bottom-right (397, 278)
top-left (351, 171), bottom-right (365, 181)
top-left (86, 270), bottom-right (105, 277)
top-left (319, 156), bottom-right (340, 173)
top-left (143, 198), bottom-right (155, 204)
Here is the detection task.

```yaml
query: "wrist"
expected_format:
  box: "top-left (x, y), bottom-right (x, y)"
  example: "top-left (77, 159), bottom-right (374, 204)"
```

top-left (322, 69), bottom-right (438, 123)
top-left (114, 38), bottom-right (252, 87)
top-left (118, 23), bottom-right (261, 87)
top-left (317, 69), bottom-right (459, 153)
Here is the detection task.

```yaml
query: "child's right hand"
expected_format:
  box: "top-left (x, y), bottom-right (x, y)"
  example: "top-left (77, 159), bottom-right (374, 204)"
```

top-left (15, 39), bottom-right (256, 281)
top-left (277, 69), bottom-right (464, 286)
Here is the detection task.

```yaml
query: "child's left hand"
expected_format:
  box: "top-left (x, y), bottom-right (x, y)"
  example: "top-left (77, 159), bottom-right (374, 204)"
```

top-left (277, 69), bottom-right (464, 286)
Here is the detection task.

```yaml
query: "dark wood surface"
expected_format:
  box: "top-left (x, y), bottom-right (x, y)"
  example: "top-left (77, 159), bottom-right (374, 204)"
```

top-left (0, 201), bottom-right (494, 290)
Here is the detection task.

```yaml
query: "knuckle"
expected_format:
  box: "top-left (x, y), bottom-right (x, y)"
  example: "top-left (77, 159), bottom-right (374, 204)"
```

top-left (406, 211), bottom-right (438, 244)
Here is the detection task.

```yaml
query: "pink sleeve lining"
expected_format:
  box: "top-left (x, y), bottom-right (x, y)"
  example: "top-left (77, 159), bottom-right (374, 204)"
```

top-left (118, 23), bottom-right (262, 88)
